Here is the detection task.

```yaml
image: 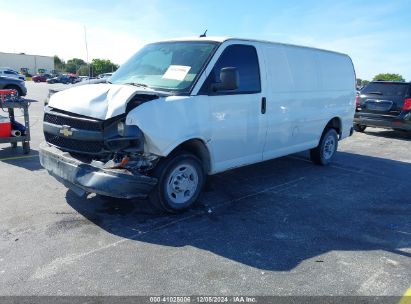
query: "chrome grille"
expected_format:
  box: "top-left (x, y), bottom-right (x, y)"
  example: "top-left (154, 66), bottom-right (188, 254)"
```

top-left (43, 110), bottom-right (105, 155)
top-left (44, 112), bottom-right (103, 131)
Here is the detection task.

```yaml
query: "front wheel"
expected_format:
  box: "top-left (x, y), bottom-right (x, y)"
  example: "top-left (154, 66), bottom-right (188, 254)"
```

top-left (310, 128), bottom-right (338, 166)
top-left (354, 124), bottom-right (367, 132)
top-left (149, 152), bottom-right (205, 213)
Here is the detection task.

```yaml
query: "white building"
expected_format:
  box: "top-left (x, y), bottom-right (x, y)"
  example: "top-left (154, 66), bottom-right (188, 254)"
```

top-left (0, 52), bottom-right (54, 74)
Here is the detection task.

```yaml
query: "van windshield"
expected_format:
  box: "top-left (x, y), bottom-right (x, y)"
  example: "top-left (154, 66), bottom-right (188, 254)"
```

top-left (110, 41), bottom-right (218, 93)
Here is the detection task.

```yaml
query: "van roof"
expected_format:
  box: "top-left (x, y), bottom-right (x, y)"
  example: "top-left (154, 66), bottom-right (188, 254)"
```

top-left (158, 36), bottom-right (348, 57)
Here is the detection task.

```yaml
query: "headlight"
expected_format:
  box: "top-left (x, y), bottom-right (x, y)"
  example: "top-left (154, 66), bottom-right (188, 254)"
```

top-left (117, 121), bottom-right (126, 136)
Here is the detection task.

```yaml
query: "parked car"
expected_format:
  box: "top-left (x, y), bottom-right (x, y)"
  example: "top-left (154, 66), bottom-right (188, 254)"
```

top-left (40, 37), bottom-right (356, 212)
top-left (0, 68), bottom-right (25, 81)
top-left (0, 76), bottom-right (27, 97)
top-left (78, 76), bottom-right (97, 82)
top-left (47, 74), bottom-right (78, 84)
top-left (32, 74), bottom-right (51, 82)
top-left (78, 76), bottom-right (89, 82)
top-left (97, 73), bottom-right (113, 79)
top-left (46, 75), bottom-right (63, 84)
top-left (354, 81), bottom-right (411, 132)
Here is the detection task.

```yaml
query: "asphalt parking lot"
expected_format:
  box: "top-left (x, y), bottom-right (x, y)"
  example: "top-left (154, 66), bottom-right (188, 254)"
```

top-left (0, 82), bottom-right (410, 296)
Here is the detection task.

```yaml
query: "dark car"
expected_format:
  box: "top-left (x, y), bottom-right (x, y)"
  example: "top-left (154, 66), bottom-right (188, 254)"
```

top-left (47, 75), bottom-right (78, 84)
top-left (354, 81), bottom-right (411, 132)
top-left (32, 74), bottom-right (51, 82)
top-left (0, 76), bottom-right (27, 97)
top-left (46, 75), bottom-right (69, 84)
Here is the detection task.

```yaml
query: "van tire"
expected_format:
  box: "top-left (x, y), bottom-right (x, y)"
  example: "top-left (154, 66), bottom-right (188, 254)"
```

top-left (354, 124), bottom-right (367, 132)
top-left (149, 151), bottom-right (205, 213)
top-left (310, 128), bottom-right (338, 166)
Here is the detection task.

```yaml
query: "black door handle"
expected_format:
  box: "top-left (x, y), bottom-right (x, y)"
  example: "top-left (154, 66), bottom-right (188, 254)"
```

top-left (261, 97), bottom-right (266, 114)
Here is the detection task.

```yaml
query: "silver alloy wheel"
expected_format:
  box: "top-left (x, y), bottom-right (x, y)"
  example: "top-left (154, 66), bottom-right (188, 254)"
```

top-left (323, 135), bottom-right (336, 160)
top-left (166, 163), bottom-right (199, 204)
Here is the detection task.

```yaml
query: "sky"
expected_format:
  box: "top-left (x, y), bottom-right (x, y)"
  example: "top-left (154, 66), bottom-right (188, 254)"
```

top-left (0, 0), bottom-right (410, 81)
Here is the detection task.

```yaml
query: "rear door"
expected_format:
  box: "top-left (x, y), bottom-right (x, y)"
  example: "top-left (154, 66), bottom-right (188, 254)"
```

top-left (358, 82), bottom-right (410, 116)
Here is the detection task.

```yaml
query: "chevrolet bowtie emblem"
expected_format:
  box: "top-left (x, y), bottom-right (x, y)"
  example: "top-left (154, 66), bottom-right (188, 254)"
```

top-left (59, 126), bottom-right (73, 137)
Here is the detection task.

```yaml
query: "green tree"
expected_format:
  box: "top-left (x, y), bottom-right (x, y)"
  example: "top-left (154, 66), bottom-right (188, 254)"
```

top-left (66, 58), bottom-right (87, 74)
top-left (372, 73), bottom-right (405, 82)
top-left (356, 78), bottom-right (371, 88)
top-left (54, 55), bottom-right (65, 72)
top-left (91, 58), bottom-right (119, 76)
top-left (76, 65), bottom-right (91, 76)
top-left (361, 80), bottom-right (370, 87)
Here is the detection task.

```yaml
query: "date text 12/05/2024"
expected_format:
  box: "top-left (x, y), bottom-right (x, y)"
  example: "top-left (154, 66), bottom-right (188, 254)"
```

top-left (149, 296), bottom-right (257, 303)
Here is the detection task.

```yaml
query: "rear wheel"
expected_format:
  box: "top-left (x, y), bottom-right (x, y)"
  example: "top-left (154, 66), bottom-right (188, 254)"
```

top-left (149, 151), bottom-right (205, 213)
top-left (354, 124), bottom-right (367, 132)
top-left (310, 128), bottom-right (338, 166)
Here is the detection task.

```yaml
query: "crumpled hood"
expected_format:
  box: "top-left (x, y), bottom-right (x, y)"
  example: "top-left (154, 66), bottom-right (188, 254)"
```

top-left (48, 84), bottom-right (161, 120)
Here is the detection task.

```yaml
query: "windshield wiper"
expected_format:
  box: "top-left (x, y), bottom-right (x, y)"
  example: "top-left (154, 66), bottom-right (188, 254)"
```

top-left (120, 82), bottom-right (172, 96)
top-left (366, 91), bottom-right (383, 95)
top-left (125, 82), bottom-right (150, 88)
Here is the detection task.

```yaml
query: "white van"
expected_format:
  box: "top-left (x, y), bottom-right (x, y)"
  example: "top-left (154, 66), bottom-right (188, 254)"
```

top-left (40, 37), bottom-right (356, 212)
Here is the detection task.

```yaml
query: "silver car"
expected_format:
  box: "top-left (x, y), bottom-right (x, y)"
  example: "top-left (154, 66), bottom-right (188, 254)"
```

top-left (0, 76), bottom-right (27, 97)
top-left (0, 68), bottom-right (25, 81)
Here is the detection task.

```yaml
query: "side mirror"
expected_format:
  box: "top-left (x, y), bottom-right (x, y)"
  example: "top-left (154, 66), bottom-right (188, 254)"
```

top-left (212, 67), bottom-right (239, 92)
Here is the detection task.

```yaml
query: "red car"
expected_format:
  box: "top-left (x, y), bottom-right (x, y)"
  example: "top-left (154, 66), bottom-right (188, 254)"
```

top-left (32, 74), bottom-right (51, 82)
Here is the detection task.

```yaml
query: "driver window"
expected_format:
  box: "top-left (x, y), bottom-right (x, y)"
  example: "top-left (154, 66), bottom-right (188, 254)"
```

top-left (201, 44), bottom-right (261, 95)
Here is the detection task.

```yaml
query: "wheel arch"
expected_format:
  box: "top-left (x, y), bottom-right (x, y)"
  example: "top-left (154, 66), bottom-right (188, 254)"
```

top-left (4, 84), bottom-right (22, 96)
top-left (166, 138), bottom-right (212, 174)
top-left (323, 117), bottom-right (342, 138)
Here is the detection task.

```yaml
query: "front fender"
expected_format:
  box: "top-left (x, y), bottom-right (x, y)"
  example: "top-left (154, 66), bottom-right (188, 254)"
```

top-left (126, 95), bottom-right (211, 156)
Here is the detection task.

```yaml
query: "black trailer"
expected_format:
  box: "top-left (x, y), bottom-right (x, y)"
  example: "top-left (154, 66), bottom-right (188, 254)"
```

top-left (0, 90), bottom-right (31, 154)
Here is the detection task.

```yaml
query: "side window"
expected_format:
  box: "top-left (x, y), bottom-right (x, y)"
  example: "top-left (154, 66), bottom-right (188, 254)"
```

top-left (201, 44), bottom-right (261, 94)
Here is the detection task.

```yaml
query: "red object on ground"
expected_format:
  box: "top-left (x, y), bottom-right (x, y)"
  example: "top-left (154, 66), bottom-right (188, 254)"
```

top-left (0, 89), bottom-right (18, 103)
top-left (0, 117), bottom-right (11, 138)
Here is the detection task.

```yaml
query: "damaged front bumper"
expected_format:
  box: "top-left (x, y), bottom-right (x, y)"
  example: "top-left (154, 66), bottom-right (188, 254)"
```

top-left (39, 142), bottom-right (157, 199)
